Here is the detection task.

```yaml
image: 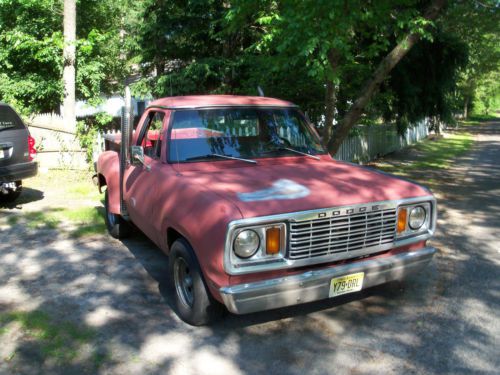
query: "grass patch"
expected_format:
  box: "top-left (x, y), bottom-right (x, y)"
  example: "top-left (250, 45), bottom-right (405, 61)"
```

top-left (55, 207), bottom-right (106, 237)
top-left (460, 114), bottom-right (499, 126)
top-left (23, 209), bottom-right (63, 230)
top-left (9, 206), bottom-right (105, 237)
top-left (411, 132), bottom-right (473, 169)
top-left (23, 170), bottom-right (101, 201)
top-left (378, 132), bottom-right (473, 174)
top-left (67, 184), bottom-right (101, 200)
top-left (0, 310), bottom-right (103, 366)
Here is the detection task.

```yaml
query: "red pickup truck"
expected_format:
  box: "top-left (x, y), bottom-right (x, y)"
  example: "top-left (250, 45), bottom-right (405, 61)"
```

top-left (95, 95), bottom-right (436, 325)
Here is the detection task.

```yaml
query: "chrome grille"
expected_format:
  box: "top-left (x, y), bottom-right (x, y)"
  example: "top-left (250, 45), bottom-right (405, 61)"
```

top-left (289, 208), bottom-right (397, 260)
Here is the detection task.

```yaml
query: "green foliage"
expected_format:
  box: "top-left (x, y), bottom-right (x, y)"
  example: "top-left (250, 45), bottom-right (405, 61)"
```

top-left (0, 0), bottom-right (63, 114)
top-left (138, 0), bottom-right (473, 132)
top-left (381, 31), bottom-right (468, 132)
top-left (442, 1), bottom-right (500, 117)
top-left (76, 111), bottom-right (113, 163)
top-left (0, 0), bottom-right (127, 114)
top-left (1, 0), bottom-right (498, 138)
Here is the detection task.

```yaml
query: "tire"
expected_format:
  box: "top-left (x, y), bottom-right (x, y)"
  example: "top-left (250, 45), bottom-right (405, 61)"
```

top-left (0, 181), bottom-right (22, 203)
top-left (104, 189), bottom-right (131, 239)
top-left (169, 238), bottom-right (224, 325)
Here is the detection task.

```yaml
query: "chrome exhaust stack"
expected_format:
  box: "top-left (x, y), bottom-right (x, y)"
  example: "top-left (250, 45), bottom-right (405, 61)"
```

top-left (119, 84), bottom-right (133, 219)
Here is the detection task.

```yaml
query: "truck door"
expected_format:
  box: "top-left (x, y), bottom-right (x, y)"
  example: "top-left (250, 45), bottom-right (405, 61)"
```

top-left (123, 110), bottom-right (166, 241)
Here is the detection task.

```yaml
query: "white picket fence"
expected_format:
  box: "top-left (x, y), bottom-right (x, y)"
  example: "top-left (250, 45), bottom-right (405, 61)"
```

top-left (27, 113), bottom-right (87, 169)
top-left (94, 119), bottom-right (429, 163)
top-left (92, 129), bottom-right (120, 162)
top-left (334, 119), bottom-right (429, 162)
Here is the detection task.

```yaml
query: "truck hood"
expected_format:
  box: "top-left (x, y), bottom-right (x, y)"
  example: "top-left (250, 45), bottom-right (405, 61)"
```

top-left (182, 158), bottom-right (431, 218)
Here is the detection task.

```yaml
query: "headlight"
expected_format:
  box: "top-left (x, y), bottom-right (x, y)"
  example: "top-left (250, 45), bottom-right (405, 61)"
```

top-left (233, 230), bottom-right (260, 258)
top-left (408, 206), bottom-right (426, 229)
top-left (396, 201), bottom-right (433, 238)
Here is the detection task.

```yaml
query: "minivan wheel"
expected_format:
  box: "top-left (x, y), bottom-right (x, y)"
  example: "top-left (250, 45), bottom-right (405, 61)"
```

top-left (104, 189), bottom-right (131, 239)
top-left (0, 181), bottom-right (22, 203)
top-left (169, 238), bottom-right (224, 326)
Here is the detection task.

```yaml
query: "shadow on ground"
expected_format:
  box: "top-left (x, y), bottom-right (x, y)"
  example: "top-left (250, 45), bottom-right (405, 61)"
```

top-left (0, 187), bottom-right (44, 210)
top-left (0, 121), bottom-right (498, 374)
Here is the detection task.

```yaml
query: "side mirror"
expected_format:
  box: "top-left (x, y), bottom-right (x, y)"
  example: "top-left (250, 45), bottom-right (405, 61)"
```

top-left (130, 145), bottom-right (151, 171)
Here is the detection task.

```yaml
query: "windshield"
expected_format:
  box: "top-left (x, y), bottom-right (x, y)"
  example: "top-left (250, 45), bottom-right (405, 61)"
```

top-left (168, 107), bottom-right (325, 163)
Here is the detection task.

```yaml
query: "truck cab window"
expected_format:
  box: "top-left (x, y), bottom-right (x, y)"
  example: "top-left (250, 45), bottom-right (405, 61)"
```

top-left (138, 111), bottom-right (165, 159)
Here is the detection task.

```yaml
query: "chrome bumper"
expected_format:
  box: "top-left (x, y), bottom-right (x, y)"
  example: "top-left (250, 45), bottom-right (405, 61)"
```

top-left (220, 247), bottom-right (436, 314)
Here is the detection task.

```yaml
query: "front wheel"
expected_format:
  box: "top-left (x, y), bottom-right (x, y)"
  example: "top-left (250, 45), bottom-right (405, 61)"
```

top-left (0, 180), bottom-right (22, 203)
top-left (169, 238), bottom-right (224, 325)
top-left (104, 189), bottom-right (131, 239)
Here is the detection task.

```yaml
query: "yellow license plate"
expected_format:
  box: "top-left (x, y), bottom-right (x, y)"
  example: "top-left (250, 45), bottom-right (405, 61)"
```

top-left (329, 272), bottom-right (365, 297)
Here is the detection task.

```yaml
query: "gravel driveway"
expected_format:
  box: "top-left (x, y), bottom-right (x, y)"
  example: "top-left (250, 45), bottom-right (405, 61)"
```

top-left (0, 122), bottom-right (498, 375)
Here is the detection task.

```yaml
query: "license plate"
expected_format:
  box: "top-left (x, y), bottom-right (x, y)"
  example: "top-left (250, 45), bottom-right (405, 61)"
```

top-left (329, 272), bottom-right (364, 297)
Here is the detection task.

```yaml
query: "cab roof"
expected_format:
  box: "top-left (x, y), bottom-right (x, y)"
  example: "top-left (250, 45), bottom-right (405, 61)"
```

top-left (148, 95), bottom-right (297, 109)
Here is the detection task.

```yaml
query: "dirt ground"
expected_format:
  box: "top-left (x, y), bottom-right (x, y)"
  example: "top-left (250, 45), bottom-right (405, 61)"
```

top-left (0, 121), bottom-right (498, 375)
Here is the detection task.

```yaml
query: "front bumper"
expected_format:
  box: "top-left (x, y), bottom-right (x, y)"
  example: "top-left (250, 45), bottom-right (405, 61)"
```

top-left (0, 161), bottom-right (38, 183)
top-left (220, 246), bottom-right (436, 314)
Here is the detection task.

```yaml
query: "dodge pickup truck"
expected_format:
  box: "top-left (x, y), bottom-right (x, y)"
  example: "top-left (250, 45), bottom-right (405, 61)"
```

top-left (95, 95), bottom-right (437, 325)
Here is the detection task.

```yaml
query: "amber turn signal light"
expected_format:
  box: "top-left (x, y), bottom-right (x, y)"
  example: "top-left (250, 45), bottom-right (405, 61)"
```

top-left (266, 227), bottom-right (281, 254)
top-left (397, 208), bottom-right (407, 233)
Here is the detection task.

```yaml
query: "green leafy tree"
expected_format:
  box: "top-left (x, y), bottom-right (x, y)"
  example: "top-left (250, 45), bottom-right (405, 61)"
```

top-left (0, 0), bottom-right (129, 115)
top-left (0, 0), bottom-right (63, 114)
top-left (442, 1), bottom-right (500, 118)
top-left (227, 0), bottom-right (448, 153)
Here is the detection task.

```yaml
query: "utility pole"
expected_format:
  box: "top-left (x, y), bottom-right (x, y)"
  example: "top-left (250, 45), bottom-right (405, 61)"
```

top-left (63, 0), bottom-right (76, 130)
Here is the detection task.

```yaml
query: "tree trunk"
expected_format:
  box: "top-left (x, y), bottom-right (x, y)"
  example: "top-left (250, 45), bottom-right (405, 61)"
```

top-left (463, 96), bottom-right (469, 119)
top-left (63, 0), bottom-right (76, 130)
top-left (327, 0), bottom-right (447, 155)
top-left (324, 80), bottom-right (336, 140)
top-left (323, 48), bottom-right (340, 141)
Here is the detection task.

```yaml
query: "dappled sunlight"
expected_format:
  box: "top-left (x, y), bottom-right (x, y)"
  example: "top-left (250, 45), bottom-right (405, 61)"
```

top-left (0, 121), bottom-right (499, 373)
top-left (85, 306), bottom-right (126, 328)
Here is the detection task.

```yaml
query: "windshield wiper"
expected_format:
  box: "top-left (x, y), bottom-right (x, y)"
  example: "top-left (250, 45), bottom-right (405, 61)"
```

top-left (186, 153), bottom-right (257, 164)
top-left (266, 146), bottom-right (321, 160)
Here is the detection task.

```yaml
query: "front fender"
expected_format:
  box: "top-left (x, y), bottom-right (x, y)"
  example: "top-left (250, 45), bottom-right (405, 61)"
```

top-left (158, 180), bottom-right (243, 302)
top-left (97, 151), bottom-right (121, 214)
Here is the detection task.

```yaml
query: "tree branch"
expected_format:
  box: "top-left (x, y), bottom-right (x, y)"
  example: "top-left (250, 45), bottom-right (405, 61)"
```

top-left (327, 0), bottom-right (447, 155)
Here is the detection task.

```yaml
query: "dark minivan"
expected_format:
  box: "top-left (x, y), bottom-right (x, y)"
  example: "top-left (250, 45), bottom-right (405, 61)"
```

top-left (0, 103), bottom-right (37, 203)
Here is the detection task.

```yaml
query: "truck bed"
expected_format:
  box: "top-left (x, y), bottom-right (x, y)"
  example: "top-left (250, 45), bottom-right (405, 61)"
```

top-left (103, 133), bottom-right (121, 152)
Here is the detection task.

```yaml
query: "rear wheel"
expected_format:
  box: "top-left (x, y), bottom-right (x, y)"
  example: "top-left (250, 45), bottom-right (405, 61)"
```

top-left (104, 189), bottom-right (131, 239)
top-left (0, 180), bottom-right (22, 203)
top-left (169, 238), bottom-right (224, 325)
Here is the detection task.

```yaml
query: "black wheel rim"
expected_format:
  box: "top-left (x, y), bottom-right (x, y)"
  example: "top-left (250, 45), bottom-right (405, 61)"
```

top-left (107, 208), bottom-right (118, 227)
top-left (173, 257), bottom-right (194, 308)
top-left (106, 193), bottom-right (118, 227)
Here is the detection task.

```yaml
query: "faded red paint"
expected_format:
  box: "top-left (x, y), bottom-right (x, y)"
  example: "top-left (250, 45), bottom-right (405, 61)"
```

top-left (149, 95), bottom-right (295, 109)
top-left (97, 95), bottom-right (431, 303)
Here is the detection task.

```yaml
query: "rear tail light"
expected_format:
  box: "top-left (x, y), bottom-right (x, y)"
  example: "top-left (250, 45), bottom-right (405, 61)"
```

top-left (28, 135), bottom-right (36, 161)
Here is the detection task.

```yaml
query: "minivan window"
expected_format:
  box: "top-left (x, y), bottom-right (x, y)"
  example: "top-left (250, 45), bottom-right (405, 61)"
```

top-left (0, 106), bottom-right (23, 131)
